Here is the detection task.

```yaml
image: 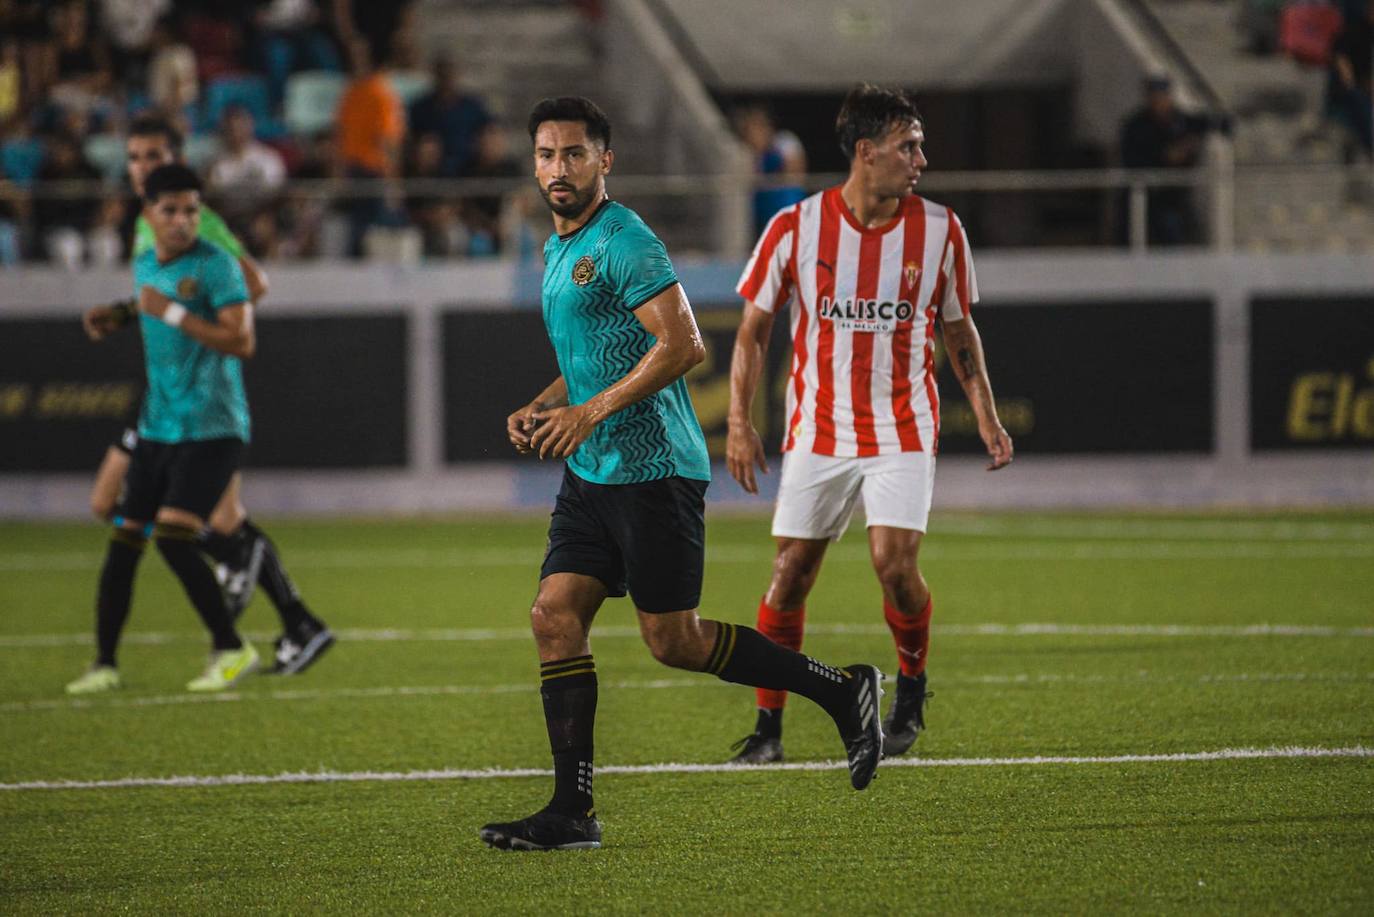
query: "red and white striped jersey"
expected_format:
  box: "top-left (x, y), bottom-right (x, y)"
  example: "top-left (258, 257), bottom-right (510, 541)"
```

top-left (736, 187), bottom-right (978, 456)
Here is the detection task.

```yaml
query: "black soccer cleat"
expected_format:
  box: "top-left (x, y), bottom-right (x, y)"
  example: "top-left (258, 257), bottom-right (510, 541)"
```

top-left (727, 732), bottom-right (784, 765)
top-left (881, 672), bottom-right (932, 758)
top-left (478, 808), bottom-right (603, 851)
top-left (836, 664), bottom-right (884, 790)
top-left (266, 619), bottom-right (335, 675)
top-left (215, 530), bottom-right (266, 622)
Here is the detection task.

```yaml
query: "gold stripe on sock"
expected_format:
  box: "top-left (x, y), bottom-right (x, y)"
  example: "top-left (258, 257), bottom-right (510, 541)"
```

top-left (540, 656), bottom-right (595, 676)
top-left (708, 623), bottom-right (737, 675)
top-left (151, 522), bottom-right (199, 541)
top-left (540, 665), bottom-right (597, 682)
top-left (111, 528), bottom-right (147, 549)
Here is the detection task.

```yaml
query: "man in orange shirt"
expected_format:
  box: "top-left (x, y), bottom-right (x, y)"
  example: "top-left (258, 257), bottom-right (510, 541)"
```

top-left (335, 36), bottom-right (405, 257)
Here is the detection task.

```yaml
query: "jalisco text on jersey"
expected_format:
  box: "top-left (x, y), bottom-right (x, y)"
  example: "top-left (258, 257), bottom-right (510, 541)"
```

top-left (817, 297), bottom-right (919, 324)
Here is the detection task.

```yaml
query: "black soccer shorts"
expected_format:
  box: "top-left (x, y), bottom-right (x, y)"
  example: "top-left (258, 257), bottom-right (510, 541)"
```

top-left (540, 466), bottom-right (709, 614)
top-left (117, 437), bottom-right (244, 523)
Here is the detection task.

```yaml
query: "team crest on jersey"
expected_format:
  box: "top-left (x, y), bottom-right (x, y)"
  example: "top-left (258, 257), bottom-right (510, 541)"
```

top-left (904, 261), bottom-right (921, 288)
top-left (176, 278), bottom-right (198, 300)
top-left (571, 255), bottom-right (596, 286)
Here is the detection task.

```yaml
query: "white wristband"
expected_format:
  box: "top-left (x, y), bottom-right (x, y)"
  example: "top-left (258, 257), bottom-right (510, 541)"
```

top-left (162, 303), bottom-right (187, 328)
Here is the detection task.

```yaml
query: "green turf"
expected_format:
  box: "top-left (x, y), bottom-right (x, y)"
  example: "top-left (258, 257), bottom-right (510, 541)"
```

top-left (1, 511), bottom-right (1372, 913)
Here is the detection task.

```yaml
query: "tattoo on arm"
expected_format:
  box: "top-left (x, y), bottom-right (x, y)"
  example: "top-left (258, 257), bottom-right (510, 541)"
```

top-left (956, 346), bottom-right (979, 382)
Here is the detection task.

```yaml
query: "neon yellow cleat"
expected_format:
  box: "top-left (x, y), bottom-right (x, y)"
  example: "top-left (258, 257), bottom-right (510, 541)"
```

top-left (66, 665), bottom-right (121, 695)
top-left (186, 643), bottom-right (260, 692)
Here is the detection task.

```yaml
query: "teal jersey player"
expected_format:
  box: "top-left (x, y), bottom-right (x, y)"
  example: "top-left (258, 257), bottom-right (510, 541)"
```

top-left (132, 238), bottom-right (252, 443)
top-left (541, 201), bottom-right (710, 484)
top-left (133, 205), bottom-right (243, 259)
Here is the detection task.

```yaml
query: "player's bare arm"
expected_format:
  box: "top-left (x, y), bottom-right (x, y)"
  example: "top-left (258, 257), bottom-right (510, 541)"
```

top-left (238, 254), bottom-right (269, 304)
top-left (941, 315), bottom-right (1013, 470)
top-left (138, 286), bottom-right (256, 359)
top-left (726, 300), bottom-right (776, 494)
top-left (508, 376), bottom-right (569, 453)
top-left (530, 282), bottom-right (706, 460)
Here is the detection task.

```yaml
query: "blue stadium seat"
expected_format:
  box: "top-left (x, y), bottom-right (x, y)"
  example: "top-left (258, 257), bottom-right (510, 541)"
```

top-left (199, 74), bottom-right (284, 138)
top-left (0, 137), bottom-right (46, 187)
top-left (83, 135), bottom-right (127, 183)
top-left (183, 134), bottom-right (222, 173)
top-left (387, 70), bottom-right (434, 107)
top-left (284, 70), bottom-right (348, 137)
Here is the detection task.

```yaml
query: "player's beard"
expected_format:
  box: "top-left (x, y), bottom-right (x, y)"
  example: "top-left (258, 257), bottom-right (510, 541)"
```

top-left (539, 180), bottom-right (600, 219)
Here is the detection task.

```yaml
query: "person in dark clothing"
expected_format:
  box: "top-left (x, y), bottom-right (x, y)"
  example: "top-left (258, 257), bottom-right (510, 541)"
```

top-left (1119, 75), bottom-right (1211, 246)
top-left (1330, 2), bottom-right (1373, 154)
top-left (407, 54), bottom-right (491, 177)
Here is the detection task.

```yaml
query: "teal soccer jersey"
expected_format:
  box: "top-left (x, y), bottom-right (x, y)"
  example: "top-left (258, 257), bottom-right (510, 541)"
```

top-left (541, 201), bottom-right (710, 485)
top-left (132, 239), bottom-right (251, 444)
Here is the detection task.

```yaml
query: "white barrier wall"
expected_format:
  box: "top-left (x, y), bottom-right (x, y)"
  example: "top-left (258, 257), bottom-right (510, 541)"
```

top-left (1, 251), bottom-right (1370, 518)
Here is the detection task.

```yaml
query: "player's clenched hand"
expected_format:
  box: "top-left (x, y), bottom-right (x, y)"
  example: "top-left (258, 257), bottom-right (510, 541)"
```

top-left (981, 421), bottom-right (1014, 471)
top-left (726, 420), bottom-right (769, 494)
top-left (506, 401), bottom-right (542, 454)
top-left (81, 303), bottom-right (128, 341)
top-left (137, 285), bottom-right (172, 320)
top-left (529, 405), bottom-right (598, 460)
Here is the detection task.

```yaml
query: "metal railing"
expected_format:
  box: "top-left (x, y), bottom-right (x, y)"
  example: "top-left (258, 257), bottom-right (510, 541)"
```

top-left (5, 160), bottom-right (1374, 261)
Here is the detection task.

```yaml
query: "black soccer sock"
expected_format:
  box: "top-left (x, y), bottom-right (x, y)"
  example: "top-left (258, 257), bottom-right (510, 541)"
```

top-left (198, 527), bottom-right (238, 564)
top-left (753, 706), bottom-right (784, 740)
top-left (705, 622), bottom-right (850, 721)
top-left (540, 655), bottom-right (597, 818)
top-left (95, 528), bottom-right (147, 667)
top-left (241, 519), bottom-right (315, 631)
top-left (154, 524), bottom-right (242, 652)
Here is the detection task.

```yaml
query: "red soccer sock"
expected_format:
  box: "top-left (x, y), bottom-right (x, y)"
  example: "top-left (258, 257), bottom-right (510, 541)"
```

top-left (884, 596), bottom-right (932, 677)
top-left (754, 598), bottom-right (805, 710)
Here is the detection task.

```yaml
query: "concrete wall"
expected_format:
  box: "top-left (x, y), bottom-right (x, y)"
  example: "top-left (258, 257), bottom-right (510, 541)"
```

top-left (2, 250), bottom-right (1371, 518)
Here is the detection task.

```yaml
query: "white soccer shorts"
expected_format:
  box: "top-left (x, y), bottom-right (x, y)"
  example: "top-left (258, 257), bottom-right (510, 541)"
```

top-left (770, 450), bottom-right (937, 541)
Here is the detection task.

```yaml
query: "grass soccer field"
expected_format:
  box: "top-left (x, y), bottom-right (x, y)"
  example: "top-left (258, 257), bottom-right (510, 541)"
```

top-left (1, 510), bottom-right (1371, 913)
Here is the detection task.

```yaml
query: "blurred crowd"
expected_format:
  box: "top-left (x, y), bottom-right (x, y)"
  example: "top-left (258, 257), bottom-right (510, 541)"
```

top-left (0, 0), bottom-right (525, 266)
top-left (1239, 0), bottom-right (1373, 155)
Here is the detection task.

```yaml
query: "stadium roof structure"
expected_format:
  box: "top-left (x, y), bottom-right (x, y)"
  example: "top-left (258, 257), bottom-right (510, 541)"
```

top-left (654, 0), bottom-right (1077, 90)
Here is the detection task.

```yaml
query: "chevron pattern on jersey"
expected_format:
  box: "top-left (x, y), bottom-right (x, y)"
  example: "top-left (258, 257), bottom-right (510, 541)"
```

top-left (540, 201), bottom-right (710, 485)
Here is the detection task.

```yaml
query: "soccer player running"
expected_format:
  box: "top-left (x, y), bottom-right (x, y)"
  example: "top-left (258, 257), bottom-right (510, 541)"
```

top-left (478, 97), bottom-right (885, 852)
top-left (66, 164), bottom-right (261, 694)
top-left (77, 115), bottom-right (333, 682)
top-left (725, 85), bottom-right (1013, 764)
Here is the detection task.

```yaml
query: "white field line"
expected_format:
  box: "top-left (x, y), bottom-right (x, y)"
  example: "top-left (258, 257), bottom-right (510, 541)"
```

top-left (3, 671), bottom-right (1371, 715)
top-left (4, 621), bottom-right (1373, 650)
top-left (3, 538), bottom-right (1373, 574)
top-left (2, 745), bottom-right (1369, 793)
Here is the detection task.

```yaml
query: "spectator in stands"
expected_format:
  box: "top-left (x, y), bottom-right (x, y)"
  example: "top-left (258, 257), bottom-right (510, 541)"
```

top-left (329, 0), bottom-right (417, 70)
top-left (335, 34), bottom-right (404, 257)
top-left (459, 121), bottom-right (519, 256)
top-left (98, 0), bottom-right (171, 86)
top-left (45, 0), bottom-right (114, 120)
top-left (405, 131), bottom-right (460, 258)
top-left (253, 0), bottom-right (341, 106)
top-left (1119, 75), bottom-right (1210, 246)
top-left (1330, 1), bottom-right (1374, 155)
top-left (732, 103), bottom-right (807, 235)
top-left (275, 131), bottom-right (334, 259)
top-left (146, 13), bottom-right (197, 123)
top-left (207, 104), bottom-right (287, 227)
top-left (34, 131), bottom-right (121, 268)
top-left (408, 54), bottom-right (491, 177)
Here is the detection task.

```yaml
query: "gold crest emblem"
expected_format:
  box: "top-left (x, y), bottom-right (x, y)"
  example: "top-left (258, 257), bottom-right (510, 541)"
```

top-left (903, 261), bottom-right (921, 289)
top-left (176, 277), bottom-right (198, 300)
top-left (571, 255), bottom-right (596, 286)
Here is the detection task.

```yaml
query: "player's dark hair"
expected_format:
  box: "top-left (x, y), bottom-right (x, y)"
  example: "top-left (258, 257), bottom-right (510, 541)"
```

top-left (835, 84), bottom-right (921, 160)
top-left (128, 113), bottom-right (184, 156)
top-left (143, 163), bottom-right (202, 203)
top-left (527, 96), bottom-right (612, 150)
